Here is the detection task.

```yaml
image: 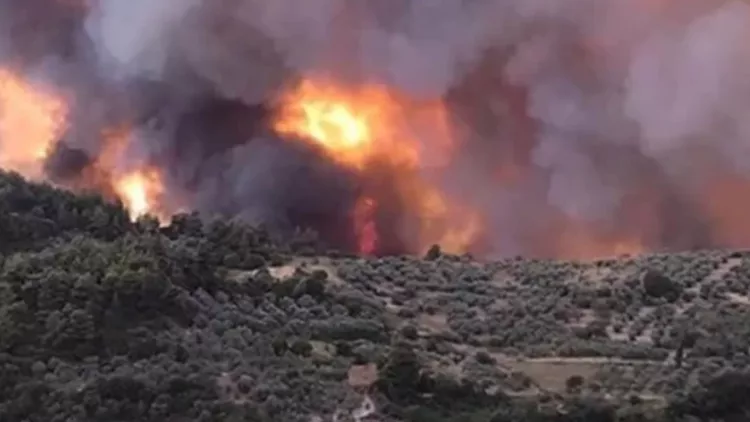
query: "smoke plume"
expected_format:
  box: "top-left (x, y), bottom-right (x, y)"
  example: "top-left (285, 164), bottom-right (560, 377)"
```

top-left (1, 0), bottom-right (750, 258)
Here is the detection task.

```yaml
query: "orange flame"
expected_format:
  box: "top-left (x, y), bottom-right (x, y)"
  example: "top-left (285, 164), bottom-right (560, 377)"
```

top-left (354, 195), bottom-right (378, 254)
top-left (0, 69), bottom-right (67, 179)
top-left (414, 186), bottom-right (482, 254)
top-left (275, 79), bottom-right (421, 170)
top-left (0, 68), bottom-right (169, 224)
top-left (274, 78), bottom-right (480, 254)
top-left (112, 168), bottom-right (165, 221)
top-left (96, 125), bottom-right (168, 223)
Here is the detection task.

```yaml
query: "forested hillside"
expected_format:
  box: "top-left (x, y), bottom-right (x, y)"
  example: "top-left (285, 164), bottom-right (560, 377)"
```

top-left (1, 170), bottom-right (749, 422)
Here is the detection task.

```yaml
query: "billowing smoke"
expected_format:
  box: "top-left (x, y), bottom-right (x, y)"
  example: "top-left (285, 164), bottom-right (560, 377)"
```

top-left (1, 0), bottom-right (750, 258)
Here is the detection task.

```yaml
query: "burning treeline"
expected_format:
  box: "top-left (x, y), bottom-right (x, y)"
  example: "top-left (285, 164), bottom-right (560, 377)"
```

top-left (1, 0), bottom-right (750, 258)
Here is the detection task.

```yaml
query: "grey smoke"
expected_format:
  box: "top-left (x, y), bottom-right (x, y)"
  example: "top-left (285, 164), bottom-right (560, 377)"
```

top-left (1, 0), bottom-right (750, 256)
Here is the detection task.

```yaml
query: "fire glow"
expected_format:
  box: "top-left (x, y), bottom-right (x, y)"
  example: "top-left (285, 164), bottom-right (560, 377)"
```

top-left (0, 69), bottom-right (167, 224)
top-left (0, 69), bottom-right (67, 179)
top-left (274, 78), bottom-right (481, 255)
top-left (0, 66), bottom-right (645, 258)
top-left (112, 168), bottom-right (165, 221)
top-left (4, 0), bottom-right (750, 261)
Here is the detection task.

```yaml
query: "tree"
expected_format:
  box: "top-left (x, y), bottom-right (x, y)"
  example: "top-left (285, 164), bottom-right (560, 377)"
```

top-left (424, 244), bottom-right (442, 261)
top-left (377, 342), bottom-right (423, 403)
top-left (642, 270), bottom-right (681, 301)
top-left (669, 370), bottom-right (750, 420)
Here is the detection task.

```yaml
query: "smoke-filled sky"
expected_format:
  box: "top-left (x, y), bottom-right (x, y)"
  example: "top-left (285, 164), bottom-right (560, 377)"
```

top-left (1, 0), bottom-right (750, 258)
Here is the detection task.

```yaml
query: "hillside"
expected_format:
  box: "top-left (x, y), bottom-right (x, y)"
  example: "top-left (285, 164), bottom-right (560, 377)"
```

top-left (0, 170), bottom-right (749, 422)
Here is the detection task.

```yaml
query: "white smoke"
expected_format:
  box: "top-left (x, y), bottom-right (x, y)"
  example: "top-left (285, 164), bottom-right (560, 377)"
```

top-left (84, 0), bottom-right (200, 80)
top-left (625, 2), bottom-right (750, 159)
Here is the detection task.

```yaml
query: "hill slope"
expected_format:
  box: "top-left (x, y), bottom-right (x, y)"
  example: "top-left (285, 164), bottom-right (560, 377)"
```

top-left (0, 170), bottom-right (749, 422)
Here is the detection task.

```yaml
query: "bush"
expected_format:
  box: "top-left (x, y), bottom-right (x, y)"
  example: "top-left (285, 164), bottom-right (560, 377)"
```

top-left (565, 375), bottom-right (585, 393)
top-left (642, 270), bottom-right (681, 301)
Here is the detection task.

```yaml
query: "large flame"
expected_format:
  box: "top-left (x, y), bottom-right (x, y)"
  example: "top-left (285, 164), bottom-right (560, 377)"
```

top-left (0, 69), bottom-right (68, 179)
top-left (0, 66), bottom-right (640, 258)
top-left (96, 125), bottom-right (168, 223)
top-left (274, 78), bottom-right (481, 254)
top-left (0, 68), bottom-right (167, 222)
top-left (112, 168), bottom-right (165, 221)
top-left (274, 79), bottom-right (420, 170)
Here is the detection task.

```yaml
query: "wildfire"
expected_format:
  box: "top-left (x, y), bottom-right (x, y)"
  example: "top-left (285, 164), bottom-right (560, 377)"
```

top-left (274, 79), bottom-right (421, 170)
top-left (354, 196), bottom-right (378, 255)
top-left (414, 186), bottom-right (482, 253)
top-left (274, 78), bottom-right (481, 255)
top-left (113, 168), bottom-right (165, 221)
top-left (96, 126), bottom-right (168, 223)
top-left (0, 67), bottom-right (167, 223)
top-left (0, 68), bottom-right (67, 179)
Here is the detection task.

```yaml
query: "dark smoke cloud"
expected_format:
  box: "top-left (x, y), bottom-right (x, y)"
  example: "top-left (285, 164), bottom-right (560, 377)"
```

top-left (2, 0), bottom-right (750, 257)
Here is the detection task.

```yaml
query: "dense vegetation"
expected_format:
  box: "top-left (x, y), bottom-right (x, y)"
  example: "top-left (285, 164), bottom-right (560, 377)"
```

top-left (1, 170), bottom-right (749, 422)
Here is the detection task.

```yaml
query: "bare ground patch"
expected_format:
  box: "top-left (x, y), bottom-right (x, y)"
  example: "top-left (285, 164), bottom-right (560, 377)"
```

top-left (227, 257), bottom-right (348, 285)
